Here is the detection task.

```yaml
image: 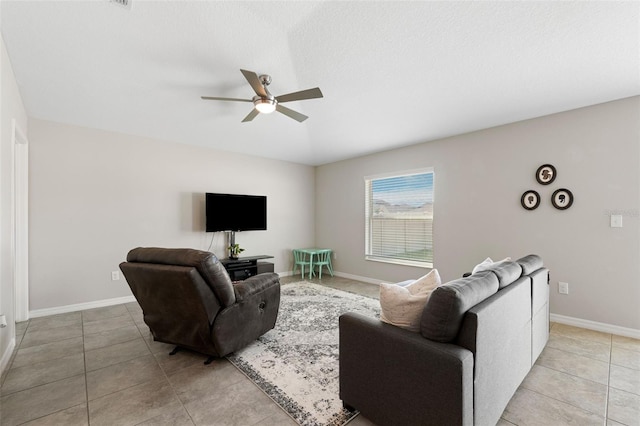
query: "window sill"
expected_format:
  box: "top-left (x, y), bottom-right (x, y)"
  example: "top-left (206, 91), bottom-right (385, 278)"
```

top-left (365, 256), bottom-right (433, 269)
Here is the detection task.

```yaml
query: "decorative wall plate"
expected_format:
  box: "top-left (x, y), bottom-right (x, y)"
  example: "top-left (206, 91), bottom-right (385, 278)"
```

top-left (551, 188), bottom-right (573, 210)
top-left (536, 164), bottom-right (556, 185)
top-left (521, 190), bottom-right (540, 210)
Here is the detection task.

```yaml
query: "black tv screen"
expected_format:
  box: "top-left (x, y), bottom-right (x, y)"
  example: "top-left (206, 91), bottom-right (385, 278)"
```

top-left (205, 193), bottom-right (267, 232)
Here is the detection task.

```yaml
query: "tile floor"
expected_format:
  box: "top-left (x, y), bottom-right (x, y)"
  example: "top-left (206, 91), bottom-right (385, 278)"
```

top-left (1, 275), bottom-right (639, 426)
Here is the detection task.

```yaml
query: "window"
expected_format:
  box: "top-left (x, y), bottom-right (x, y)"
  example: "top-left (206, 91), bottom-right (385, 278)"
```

top-left (365, 169), bottom-right (434, 268)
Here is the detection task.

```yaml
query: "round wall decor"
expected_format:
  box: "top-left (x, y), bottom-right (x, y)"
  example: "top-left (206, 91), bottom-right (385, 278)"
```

top-left (536, 164), bottom-right (557, 185)
top-left (521, 190), bottom-right (541, 210)
top-left (551, 188), bottom-right (573, 210)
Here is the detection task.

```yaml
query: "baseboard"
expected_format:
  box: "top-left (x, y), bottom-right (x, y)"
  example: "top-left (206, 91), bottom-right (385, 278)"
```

top-left (1, 337), bottom-right (16, 377)
top-left (29, 295), bottom-right (137, 319)
top-left (282, 270), bottom-right (381, 285)
top-left (25, 282), bottom-right (638, 339)
top-left (550, 313), bottom-right (640, 339)
top-left (28, 273), bottom-right (379, 318)
top-left (318, 275), bottom-right (640, 338)
top-left (333, 271), bottom-right (381, 285)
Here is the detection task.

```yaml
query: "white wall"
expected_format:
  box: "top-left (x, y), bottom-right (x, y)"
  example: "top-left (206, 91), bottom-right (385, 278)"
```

top-left (0, 35), bottom-right (28, 371)
top-left (28, 119), bottom-right (315, 311)
top-left (317, 97), bottom-right (640, 331)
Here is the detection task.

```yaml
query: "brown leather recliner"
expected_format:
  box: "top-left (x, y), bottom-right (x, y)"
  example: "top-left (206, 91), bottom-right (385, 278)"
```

top-left (119, 247), bottom-right (280, 359)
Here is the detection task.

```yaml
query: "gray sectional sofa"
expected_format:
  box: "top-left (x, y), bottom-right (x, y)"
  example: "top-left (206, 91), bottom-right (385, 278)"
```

top-left (339, 255), bottom-right (549, 426)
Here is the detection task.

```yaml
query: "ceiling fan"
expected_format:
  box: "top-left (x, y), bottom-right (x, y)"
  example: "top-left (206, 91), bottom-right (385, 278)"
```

top-left (201, 69), bottom-right (323, 123)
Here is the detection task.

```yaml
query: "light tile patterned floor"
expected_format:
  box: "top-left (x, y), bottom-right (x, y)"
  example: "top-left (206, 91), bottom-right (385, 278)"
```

top-left (1, 275), bottom-right (639, 426)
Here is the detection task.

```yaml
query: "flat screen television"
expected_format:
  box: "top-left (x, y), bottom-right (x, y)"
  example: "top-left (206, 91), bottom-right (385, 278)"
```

top-left (205, 193), bottom-right (267, 232)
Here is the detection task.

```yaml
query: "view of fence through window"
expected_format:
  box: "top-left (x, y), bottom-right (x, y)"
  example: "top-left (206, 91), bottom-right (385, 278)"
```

top-left (365, 170), bottom-right (434, 267)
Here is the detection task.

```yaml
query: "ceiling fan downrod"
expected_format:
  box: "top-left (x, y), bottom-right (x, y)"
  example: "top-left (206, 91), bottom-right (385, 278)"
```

top-left (254, 75), bottom-right (276, 113)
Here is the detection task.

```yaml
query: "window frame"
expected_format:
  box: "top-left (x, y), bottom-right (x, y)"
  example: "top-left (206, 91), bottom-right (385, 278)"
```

top-left (364, 167), bottom-right (434, 268)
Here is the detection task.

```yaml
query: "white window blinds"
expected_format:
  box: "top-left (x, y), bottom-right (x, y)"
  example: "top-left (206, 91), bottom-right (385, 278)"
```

top-left (365, 169), bottom-right (434, 268)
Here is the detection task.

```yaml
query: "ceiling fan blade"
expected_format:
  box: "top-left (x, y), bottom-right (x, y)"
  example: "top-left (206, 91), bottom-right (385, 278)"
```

top-left (241, 108), bottom-right (260, 123)
top-left (240, 69), bottom-right (267, 97)
top-left (201, 96), bottom-right (252, 102)
top-left (276, 87), bottom-right (323, 103)
top-left (276, 104), bottom-right (308, 122)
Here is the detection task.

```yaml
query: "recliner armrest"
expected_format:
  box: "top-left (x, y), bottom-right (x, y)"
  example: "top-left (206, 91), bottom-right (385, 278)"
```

top-left (213, 273), bottom-right (280, 356)
top-left (233, 272), bottom-right (280, 302)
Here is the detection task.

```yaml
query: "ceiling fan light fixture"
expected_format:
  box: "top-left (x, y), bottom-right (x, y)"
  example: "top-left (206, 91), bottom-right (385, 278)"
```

top-left (254, 98), bottom-right (277, 114)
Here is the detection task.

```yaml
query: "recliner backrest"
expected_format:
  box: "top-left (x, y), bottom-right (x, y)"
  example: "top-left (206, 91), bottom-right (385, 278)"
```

top-left (126, 247), bottom-right (236, 306)
top-left (120, 262), bottom-right (222, 355)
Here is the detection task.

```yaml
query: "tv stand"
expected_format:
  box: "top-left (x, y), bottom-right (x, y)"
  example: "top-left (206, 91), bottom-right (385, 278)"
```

top-left (220, 255), bottom-right (274, 281)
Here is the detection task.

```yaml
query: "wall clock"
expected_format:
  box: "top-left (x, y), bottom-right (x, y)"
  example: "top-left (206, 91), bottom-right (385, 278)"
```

top-left (521, 190), bottom-right (540, 210)
top-left (536, 164), bottom-right (556, 185)
top-left (551, 188), bottom-right (573, 210)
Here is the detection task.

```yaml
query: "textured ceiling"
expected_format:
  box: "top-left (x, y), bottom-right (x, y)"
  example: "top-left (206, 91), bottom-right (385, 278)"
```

top-left (1, 1), bottom-right (639, 165)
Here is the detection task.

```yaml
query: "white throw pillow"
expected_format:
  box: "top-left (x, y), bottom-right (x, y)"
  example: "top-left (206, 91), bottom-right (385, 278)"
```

top-left (472, 257), bottom-right (511, 274)
top-left (379, 269), bottom-right (441, 332)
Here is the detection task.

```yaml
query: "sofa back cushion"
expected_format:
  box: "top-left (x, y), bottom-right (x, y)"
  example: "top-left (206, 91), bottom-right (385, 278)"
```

top-left (420, 271), bottom-right (499, 342)
top-left (516, 254), bottom-right (544, 275)
top-left (127, 247), bottom-right (236, 306)
top-left (477, 261), bottom-right (522, 289)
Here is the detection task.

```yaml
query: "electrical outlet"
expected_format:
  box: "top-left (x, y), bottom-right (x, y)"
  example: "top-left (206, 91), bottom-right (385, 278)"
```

top-left (558, 282), bottom-right (569, 295)
top-left (111, 271), bottom-right (120, 281)
top-left (333, 252), bottom-right (337, 260)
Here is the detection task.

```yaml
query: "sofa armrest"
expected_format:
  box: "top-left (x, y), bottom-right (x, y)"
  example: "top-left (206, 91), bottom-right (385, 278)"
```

top-left (339, 312), bottom-right (474, 426)
top-left (233, 272), bottom-right (280, 302)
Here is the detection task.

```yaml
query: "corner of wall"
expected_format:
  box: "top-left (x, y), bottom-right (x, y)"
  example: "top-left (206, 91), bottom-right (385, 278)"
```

top-left (0, 337), bottom-right (16, 377)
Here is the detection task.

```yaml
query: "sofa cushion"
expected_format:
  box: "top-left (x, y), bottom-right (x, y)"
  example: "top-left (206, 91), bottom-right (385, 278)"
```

top-left (486, 261), bottom-right (523, 289)
top-left (517, 254), bottom-right (544, 275)
top-left (420, 272), bottom-right (499, 342)
top-left (380, 269), bottom-right (441, 332)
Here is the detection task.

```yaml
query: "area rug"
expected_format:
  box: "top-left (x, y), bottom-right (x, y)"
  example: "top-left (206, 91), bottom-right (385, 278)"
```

top-left (227, 281), bottom-right (380, 426)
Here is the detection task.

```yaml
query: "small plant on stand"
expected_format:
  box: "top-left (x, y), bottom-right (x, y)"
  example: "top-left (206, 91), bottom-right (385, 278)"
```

top-left (228, 244), bottom-right (245, 259)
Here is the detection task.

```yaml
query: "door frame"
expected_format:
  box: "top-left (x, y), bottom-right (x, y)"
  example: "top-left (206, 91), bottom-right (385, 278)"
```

top-left (12, 119), bottom-right (29, 322)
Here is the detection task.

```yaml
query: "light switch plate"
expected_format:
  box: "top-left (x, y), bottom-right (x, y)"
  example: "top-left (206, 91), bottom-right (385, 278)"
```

top-left (558, 282), bottom-right (569, 294)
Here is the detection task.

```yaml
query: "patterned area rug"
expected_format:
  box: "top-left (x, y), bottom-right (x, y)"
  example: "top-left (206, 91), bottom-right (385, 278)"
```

top-left (227, 281), bottom-right (380, 426)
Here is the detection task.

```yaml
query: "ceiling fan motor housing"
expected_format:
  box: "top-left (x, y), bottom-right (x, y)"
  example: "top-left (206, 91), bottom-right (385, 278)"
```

top-left (259, 75), bottom-right (272, 86)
